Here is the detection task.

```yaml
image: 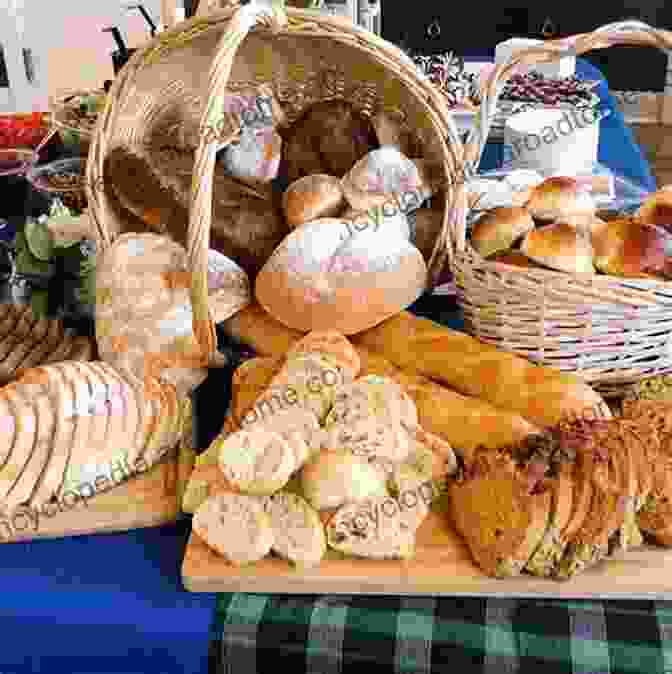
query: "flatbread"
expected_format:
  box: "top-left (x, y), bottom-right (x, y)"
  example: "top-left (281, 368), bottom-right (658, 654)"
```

top-left (40, 333), bottom-right (76, 365)
top-left (0, 386), bottom-right (37, 506)
top-left (27, 364), bottom-right (76, 507)
top-left (4, 389), bottom-right (55, 512)
top-left (0, 304), bottom-right (26, 338)
top-left (17, 318), bottom-right (65, 372)
top-left (0, 317), bottom-right (51, 383)
top-left (0, 309), bottom-right (39, 361)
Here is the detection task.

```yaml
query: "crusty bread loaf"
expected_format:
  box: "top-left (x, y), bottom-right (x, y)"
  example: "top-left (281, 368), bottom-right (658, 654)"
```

top-left (352, 311), bottom-right (610, 428)
top-left (221, 304), bottom-right (541, 455)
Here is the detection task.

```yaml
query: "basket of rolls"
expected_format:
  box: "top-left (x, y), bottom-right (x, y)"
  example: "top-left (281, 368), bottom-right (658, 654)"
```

top-left (452, 21), bottom-right (672, 398)
top-left (85, 0), bottom-right (466, 347)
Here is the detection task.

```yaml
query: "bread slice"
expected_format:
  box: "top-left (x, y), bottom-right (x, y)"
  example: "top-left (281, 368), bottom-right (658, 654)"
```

top-left (325, 496), bottom-right (418, 560)
top-left (264, 492), bottom-right (326, 567)
top-left (192, 493), bottom-right (274, 565)
top-left (217, 428), bottom-right (296, 496)
top-left (448, 449), bottom-right (552, 577)
top-left (557, 421), bottom-right (629, 579)
top-left (525, 462), bottom-right (573, 577)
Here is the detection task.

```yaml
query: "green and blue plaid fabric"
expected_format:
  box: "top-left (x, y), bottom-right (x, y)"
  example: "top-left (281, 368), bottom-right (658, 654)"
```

top-left (211, 594), bottom-right (672, 673)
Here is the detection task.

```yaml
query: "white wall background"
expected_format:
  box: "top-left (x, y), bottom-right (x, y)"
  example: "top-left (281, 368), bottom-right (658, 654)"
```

top-left (0, 0), bottom-right (165, 113)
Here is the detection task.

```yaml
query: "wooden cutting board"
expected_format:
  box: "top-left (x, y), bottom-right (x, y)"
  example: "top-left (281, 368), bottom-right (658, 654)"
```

top-left (0, 450), bottom-right (192, 543)
top-left (182, 465), bottom-right (672, 599)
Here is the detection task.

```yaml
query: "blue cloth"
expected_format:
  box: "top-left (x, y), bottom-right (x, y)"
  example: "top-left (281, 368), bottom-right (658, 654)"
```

top-left (0, 519), bottom-right (217, 674)
top-left (476, 57), bottom-right (657, 192)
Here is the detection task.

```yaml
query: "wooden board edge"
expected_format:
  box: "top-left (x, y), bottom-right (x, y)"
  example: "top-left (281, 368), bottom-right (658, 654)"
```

top-left (0, 455), bottom-right (182, 543)
top-left (181, 530), bottom-right (672, 599)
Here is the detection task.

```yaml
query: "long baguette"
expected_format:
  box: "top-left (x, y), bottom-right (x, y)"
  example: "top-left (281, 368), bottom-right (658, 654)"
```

top-left (222, 320), bottom-right (539, 457)
top-left (352, 311), bottom-right (610, 428)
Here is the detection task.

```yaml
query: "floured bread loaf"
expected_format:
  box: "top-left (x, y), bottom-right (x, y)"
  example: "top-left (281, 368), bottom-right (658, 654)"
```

top-left (193, 493), bottom-right (274, 565)
top-left (255, 220), bottom-right (427, 335)
top-left (96, 233), bottom-right (250, 395)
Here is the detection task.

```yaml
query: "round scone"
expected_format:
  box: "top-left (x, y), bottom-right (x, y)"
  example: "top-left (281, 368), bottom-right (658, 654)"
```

top-left (282, 175), bottom-right (345, 228)
top-left (300, 449), bottom-right (389, 510)
top-left (243, 407), bottom-right (323, 469)
top-left (193, 493), bottom-right (274, 565)
top-left (216, 428), bottom-right (296, 496)
top-left (264, 491), bottom-right (326, 567)
top-left (255, 219), bottom-right (427, 335)
top-left (340, 147), bottom-right (433, 213)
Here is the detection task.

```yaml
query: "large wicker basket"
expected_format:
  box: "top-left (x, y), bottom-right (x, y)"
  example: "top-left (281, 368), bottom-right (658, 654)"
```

top-left (453, 21), bottom-right (672, 397)
top-left (85, 0), bottom-right (465, 363)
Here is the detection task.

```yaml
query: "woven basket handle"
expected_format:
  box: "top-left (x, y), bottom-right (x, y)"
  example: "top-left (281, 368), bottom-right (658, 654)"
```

top-left (455, 20), bottom-right (672, 251)
top-left (187, 0), bottom-right (287, 356)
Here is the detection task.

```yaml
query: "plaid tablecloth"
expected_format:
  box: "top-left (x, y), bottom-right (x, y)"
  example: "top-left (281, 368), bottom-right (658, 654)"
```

top-left (211, 594), bottom-right (672, 674)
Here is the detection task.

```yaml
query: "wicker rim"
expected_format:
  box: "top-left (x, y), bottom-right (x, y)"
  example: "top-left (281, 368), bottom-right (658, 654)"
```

top-left (87, 0), bottom-right (465, 360)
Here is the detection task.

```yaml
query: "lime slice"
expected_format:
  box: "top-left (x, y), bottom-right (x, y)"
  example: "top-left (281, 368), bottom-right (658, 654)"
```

top-left (24, 219), bottom-right (54, 261)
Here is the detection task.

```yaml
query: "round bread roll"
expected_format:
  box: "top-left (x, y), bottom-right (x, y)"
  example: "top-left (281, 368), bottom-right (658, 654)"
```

top-left (525, 176), bottom-right (595, 222)
top-left (470, 207), bottom-right (534, 258)
top-left (193, 493), bottom-right (274, 565)
top-left (592, 218), bottom-right (672, 278)
top-left (486, 250), bottom-right (546, 269)
top-left (520, 222), bottom-right (594, 274)
top-left (300, 449), bottom-right (389, 510)
top-left (636, 189), bottom-right (672, 232)
top-left (280, 101), bottom-right (379, 182)
top-left (341, 147), bottom-right (432, 213)
top-left (282, 174), bottom-right (345, 228)
top-left (216, 428), bottom-right (296, 495)
top-left (255, 219), bottom-right (427, 335)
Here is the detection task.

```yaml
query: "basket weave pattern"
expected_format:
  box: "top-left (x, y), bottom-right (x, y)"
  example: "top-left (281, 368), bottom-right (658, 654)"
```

top-left (453, 21), bottom-right (672, 396)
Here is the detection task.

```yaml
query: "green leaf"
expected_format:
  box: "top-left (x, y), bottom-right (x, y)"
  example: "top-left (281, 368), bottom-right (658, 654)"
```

top-left (15, 241), bottom-right (52, 276)
top-left (30, 289), bottom-right (50, 319)
top-left (24, 219), bottom-right (54, 261)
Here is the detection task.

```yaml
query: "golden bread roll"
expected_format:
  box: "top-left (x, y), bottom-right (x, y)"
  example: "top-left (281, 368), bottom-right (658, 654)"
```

top-left (636, 188), bottom-right (672, 232)
top-left (470, 206), bottom-right (534, 258)
top-left (593, 218), bottom-right (672, 278)
top-left (282, 174), bottom-right (346, 228)
top-left (352, 310), bottom-right (611, 428)
top-left (525, 176), bottom-right (595, 222)
top-left (520, 222), bottom-right (594, 274)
